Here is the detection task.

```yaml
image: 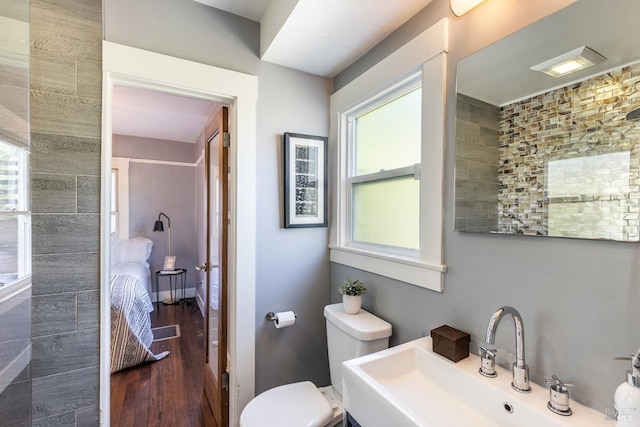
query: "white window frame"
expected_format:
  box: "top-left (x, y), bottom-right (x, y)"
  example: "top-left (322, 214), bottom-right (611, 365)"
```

top-left (329, 18), bottom-right (449, 292)
top-left (111, 157), bottom-right (129, 239)
top-left (0, 142), bottom-right (30, 295)
top-left (345, 73), bottom-right (422, 256)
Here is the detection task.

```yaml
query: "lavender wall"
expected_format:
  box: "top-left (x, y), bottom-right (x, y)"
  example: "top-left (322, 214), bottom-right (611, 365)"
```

top-left (113, 135), bottom-right (199, 295)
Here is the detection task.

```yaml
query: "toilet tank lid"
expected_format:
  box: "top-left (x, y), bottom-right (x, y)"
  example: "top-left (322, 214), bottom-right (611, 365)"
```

top-left (324, 303), bottom-right (392, 341)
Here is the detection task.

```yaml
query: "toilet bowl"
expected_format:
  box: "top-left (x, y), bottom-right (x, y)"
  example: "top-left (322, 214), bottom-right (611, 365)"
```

top-left (239, 303), bottom-right (392, 427)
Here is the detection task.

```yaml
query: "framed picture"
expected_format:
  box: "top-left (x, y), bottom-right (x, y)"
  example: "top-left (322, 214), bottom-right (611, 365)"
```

top-left (283, 132), bottom-right (328, 228)
top-left (163, 256), bottom-right (176, 270)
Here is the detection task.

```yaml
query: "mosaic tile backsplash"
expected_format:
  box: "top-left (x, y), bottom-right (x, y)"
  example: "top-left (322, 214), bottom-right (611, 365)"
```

top-left (456, 63), bottom-right (640, 241)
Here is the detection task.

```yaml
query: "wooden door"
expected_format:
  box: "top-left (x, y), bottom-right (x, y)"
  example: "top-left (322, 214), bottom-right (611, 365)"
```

top-left (203, 106), bottom-right (229, 426)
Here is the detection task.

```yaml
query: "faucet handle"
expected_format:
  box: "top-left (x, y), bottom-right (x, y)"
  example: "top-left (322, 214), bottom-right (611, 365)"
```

top-left (479, 345), bottom-right (497, 378)
top-left (545, 375), bottom-right (573, 387)
top-left (545, 374), bottom-right (573, 416)
top-left (480, 344), bottom-right (496, 358)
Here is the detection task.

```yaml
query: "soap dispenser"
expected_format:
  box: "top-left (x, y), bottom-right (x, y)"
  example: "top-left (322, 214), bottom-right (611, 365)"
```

top-left (615, 349), bottom-right (640, 426)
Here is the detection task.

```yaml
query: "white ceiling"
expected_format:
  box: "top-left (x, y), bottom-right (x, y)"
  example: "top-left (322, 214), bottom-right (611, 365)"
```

top-left (257, 0), bottom-right (433, 77)
top-left (113, 0), bottom-right (433, 143)
top-left (112, 86), bottom-right (217, 143)
top-left (197, 0), bottom-right (433, 77)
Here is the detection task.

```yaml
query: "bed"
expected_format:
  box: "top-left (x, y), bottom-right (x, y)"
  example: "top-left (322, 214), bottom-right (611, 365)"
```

top-left (110, 236), bottom-right (169, 373)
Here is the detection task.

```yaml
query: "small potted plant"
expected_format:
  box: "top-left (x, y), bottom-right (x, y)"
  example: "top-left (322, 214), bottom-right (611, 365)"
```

top-left (338, 279), bottom-right (367, 314)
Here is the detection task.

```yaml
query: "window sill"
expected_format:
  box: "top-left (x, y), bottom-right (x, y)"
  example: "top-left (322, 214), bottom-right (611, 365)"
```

top-left (0, 275), bottom-right (31, 306)
top-left (329, 246), bottom-right (446, 292)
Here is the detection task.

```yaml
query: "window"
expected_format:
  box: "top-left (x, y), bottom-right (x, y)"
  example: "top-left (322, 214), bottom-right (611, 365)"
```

top-left (348, 80), bottom-right (422, 253)
top-left (111, 157), bottom-right (130, 239)
top-left (0, 140), bottom-right (30, 289)
top-left (329, 19), bottom-right (448, 291)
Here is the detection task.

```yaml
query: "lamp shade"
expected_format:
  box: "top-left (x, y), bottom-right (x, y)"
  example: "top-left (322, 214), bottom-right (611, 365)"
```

top-left (152, 212), bottom-right (171, 256)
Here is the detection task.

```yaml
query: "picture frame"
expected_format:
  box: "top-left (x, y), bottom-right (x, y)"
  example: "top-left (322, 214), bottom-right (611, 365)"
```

top-left (283, 132), bottom-right (328, 228)
top-left (163, 256), bottom-right (176, 270)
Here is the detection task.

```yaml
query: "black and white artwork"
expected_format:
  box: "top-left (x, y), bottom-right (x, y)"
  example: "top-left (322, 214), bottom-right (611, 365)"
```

top-left (283, 132), bottom-right (328, 228)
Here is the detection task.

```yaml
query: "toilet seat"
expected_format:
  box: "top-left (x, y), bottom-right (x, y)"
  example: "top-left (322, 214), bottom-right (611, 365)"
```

top-left (239, 381), bottom-right (334, 427)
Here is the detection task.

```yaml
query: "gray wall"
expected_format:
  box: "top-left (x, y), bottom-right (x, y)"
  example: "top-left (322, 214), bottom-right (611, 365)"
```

top-left (113, 135), bottom-right (199, 295)
top-left (331, 0), bottom-right (635, 415)
top-left (105, 0), bottom-right (333, 395)
top-left (104, 0), bottom-right (260, 76)
top-left (254, 61), bottom-right (332, 392)
top-left (29, 0), bottom-right (102, 424)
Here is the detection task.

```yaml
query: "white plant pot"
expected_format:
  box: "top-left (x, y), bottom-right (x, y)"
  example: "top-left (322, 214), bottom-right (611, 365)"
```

top-left (342, 295), bottom-right (362, 314)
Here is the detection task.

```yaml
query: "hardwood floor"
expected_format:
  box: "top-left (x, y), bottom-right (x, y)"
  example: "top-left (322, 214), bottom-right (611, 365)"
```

top-left (110, 301), bottom-right (218, 427)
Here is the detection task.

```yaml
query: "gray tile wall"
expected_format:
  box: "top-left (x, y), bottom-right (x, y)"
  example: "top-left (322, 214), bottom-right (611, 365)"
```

top-left (454, 93), bottom-right (500, 232)
top-left (29, 0), bottom-right (102, 424)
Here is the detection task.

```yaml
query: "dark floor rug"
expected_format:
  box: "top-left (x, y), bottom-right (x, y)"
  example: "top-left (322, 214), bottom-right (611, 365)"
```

top-left (152, 324), bottom-right (181, 341)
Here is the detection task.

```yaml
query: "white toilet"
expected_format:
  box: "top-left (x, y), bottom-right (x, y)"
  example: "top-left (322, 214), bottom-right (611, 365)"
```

top-left (240, 302), bottom-right (392, 427)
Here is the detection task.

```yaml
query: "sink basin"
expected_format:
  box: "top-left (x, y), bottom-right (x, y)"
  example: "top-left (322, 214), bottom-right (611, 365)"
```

top-left (343, 337), bottom-right (609, 427)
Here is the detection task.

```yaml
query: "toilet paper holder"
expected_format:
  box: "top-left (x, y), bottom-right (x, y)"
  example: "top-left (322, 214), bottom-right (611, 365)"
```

top-left (266, 311), bottom-right (298, 321)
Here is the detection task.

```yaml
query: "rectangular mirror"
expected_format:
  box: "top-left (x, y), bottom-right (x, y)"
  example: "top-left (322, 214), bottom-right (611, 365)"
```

top-left (455, 0), bottom-right (640, 242)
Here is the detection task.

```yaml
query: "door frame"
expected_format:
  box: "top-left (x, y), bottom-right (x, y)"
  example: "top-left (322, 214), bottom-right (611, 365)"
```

top-left (99, 41), bottom-right (257, 426)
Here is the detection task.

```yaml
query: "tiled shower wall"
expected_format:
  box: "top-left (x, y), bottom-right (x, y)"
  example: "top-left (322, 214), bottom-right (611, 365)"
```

top-left (499, 64), bottom-right (640, 239)
top-left (456, 64), bottom-right (640, 240)
top-left (454, 93), bottom-right (500, 232)
top-left (29, 0), bottom-right (102, 424)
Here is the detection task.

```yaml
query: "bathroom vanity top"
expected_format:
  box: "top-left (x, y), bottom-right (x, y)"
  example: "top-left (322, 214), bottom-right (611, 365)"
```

top-left (342, 337), bottom-right (611, 427)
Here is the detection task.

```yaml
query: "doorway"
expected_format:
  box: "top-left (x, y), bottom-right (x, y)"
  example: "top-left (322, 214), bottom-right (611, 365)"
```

top-left (101, 41), bottom-right (258, 426)
top-left (108, 83), bottom-right (222, 423)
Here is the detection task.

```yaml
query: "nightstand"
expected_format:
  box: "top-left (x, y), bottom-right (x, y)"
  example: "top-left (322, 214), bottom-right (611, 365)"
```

top-left (154, 268), bottom-right (187, 308)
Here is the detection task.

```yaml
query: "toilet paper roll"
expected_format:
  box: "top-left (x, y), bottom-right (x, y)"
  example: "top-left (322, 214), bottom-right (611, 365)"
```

top-left (274, 311), bottom-right (296, 329)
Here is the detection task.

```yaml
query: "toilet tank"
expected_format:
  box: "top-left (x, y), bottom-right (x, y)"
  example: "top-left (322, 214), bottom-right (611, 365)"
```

top-left (323, 303), bottom-right (392, 397)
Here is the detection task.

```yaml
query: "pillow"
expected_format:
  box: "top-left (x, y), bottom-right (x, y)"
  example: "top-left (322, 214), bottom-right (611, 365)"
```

top-left (114, 237), bottom-right (153, 265)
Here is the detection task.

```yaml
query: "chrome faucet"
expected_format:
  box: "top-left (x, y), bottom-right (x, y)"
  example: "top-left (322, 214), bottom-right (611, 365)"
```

top-left (479, 306), bottom-right (531, 393)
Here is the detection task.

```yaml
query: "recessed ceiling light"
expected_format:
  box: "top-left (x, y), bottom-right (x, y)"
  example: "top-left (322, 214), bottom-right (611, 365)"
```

top-left (530, 46), bottom-right (606, 78)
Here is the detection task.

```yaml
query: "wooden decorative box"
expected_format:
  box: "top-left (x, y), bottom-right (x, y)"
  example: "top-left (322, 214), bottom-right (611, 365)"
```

top-left (430, 325), bottom-right (470, 362)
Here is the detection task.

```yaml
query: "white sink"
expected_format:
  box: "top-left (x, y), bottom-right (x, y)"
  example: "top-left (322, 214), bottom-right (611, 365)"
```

top-left (343, 337), bottom-right (611, 427)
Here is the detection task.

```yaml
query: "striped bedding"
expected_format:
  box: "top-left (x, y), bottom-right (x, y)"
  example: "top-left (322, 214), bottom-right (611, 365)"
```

top-left (110, 273), bottom-right (169, 373)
